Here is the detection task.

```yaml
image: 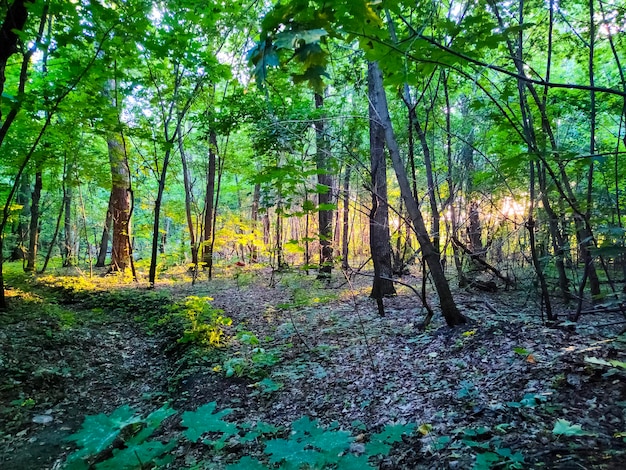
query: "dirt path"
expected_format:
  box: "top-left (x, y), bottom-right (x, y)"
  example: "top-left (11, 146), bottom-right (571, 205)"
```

top-left (1, 314), bottom-right (171, 470)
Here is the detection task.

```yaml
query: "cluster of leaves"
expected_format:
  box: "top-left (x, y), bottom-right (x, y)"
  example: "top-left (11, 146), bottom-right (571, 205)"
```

top-left (172, 296), bottom-right (232, 347)
top-left (64, 401), bottom-right (417, 469)
top-left (219, 330), bottom-right (281, 380)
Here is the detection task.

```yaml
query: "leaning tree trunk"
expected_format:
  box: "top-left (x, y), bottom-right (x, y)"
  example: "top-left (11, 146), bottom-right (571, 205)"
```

top-left (368, 62), bottom-right (396, 309)
top-left (369, 61), bottom-right (465, 326)
top-left (314, 92), bottom-right (334, 279)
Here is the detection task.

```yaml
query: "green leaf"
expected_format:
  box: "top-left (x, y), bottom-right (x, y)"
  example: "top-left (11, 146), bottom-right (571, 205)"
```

top-left (552, 419), bottom-right (593, 436)
top-left (226, 456), bottom-right (268, 470)
top-left (95, 440), bottom-right (176, 470)
top-left (65, 405), bottom-right (141, 453)
top-left (585, 356), bottom-right (626, 370)
top-left (367, 423), bottom-right (415, 456)
top-left (264, 437), bottom-right (319, 467)
top-left (474, 451), bottom-right (500, 469)
top-left (336, 453), bottom-right (375, 469)
top-left (181, 402), bottom-right (236, 442)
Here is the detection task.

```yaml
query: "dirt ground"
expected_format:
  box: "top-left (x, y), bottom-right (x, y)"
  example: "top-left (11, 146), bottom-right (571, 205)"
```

top-left (1, 268), bottom-right (625, 469)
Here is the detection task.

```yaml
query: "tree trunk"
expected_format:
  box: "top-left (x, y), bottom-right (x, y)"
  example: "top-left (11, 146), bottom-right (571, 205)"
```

top-left (95, 196), bottom-right (112, 267)
top-left (63, 182), bottom-right (77, 267)
top-left (251, 182), bottom-right (261, 262)
top-left (149, 144), bottom-right (173, 286)
top-left (202, 129), bottom-right (218, 271)
top-left (24, 171), bottom-right (42, 272)
top-left (314, 92), bottom-right (333, 279)
top-left (107, 131), bottom-right (131, 272)
top-left (369, 61), bottom-right (465, 326)
top-left (9, 174), bottom-right (30, 261)
top-left (179, 128), bottom-right (198, 267)
top-left (368, 62), bottom-right (396, 303)
top-left (341, 165), bottom-right (351, 271)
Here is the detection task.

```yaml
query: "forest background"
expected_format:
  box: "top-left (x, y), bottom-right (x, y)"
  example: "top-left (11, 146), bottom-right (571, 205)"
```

top-left (1, 0), bottom-right (626, 468)
top-left (1, 0), bottom-right (626, 318)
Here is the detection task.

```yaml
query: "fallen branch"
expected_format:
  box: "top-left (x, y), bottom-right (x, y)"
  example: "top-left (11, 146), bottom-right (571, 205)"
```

top-left (452, 236), bottom-right (515, 288)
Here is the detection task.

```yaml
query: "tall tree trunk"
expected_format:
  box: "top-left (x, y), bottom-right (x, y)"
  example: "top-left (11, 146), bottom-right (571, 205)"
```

top-left (368, 62), bottom-right (396, 306)
top-left (179, 127), bottom-right (198, 267)
top-left (369, 61), bottom-right (465, 326)
top-left (314, 92), bottom-right (333, 279)
top-left (105, 78), bottom-right (131, 272)
top-left (95, 197), bottom-right (112, 267)
top-left (341, 166), bottom-right (351, 271)
top-left (63, 182), bottom-right (77, 267)
top-left (202, 129), bottom-right (218, 271)
top-left (24, 171), bottom-right (42, 272)
top-left (107, 131), bottom-right (131, 271)
top-left (251, 182), bottom-right (261, 262)
top-left (9, 174), bottom-right (30, 261)
top-left (149, 144), bottom-right (174, 286)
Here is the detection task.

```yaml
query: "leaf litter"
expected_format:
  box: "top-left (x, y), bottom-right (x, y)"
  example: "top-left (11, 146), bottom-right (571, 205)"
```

top-left (0, 269), bottom-right (625, 469)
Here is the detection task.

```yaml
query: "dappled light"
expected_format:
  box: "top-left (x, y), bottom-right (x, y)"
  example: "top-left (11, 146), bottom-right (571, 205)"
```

top-left (1, 0), bottom-right (626, 468)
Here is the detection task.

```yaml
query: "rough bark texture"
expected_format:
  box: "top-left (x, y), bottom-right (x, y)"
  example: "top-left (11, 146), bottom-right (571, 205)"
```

top-left (314, 92), bottom-right (333, 279)
top-left (0, 0), bottom-right (33, 121)
top-left (24, 171), bottom-right (42, 272)
top-left (368, 62), bottom-right (396, 301)
top-left (368, 62), bottom-right (465, 326)
top-left (108, 132), bottom-right (131, 272)
top-left (202, 130), bottom-right (218, 271)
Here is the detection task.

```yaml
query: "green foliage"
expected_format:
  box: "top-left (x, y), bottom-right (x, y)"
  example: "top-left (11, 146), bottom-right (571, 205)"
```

top-left (181, 402), bottom-right (237, 443)
top-left (221, 331), bottom-right (281, 380)
top-left (175, 296), bottom-right (232, 347)
top-left (64, 405), bottom-right (176, 470)
top-left (552, 419), bottom-right (595, 437)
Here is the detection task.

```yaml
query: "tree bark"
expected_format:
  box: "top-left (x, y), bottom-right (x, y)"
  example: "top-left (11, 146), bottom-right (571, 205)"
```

top-left (369, 61), bottom-right (465, 326)
top-left (202, 129), bottom-right (218, 271)
top-left (179, 126), bottom-right (198, 267)
top-left (9, 174), bottom-right (30, 261)
top-left (24, 171), bottom-right (42, 272)
top-left (368, 62), bottom-right (396, 304)
top-left (95, 197), bottom-right (112, 267)
top-left (107, 131), bottom-right (131, 271)
top-left (314, 92), bottom-right (333, 279)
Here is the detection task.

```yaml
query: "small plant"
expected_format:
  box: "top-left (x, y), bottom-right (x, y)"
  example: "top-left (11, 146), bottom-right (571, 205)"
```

top-left (64, 405), bottom-right (176, 470)
top-left (175, 296), bottom-right (232, 346)
top-left (220, 331), bottom-right (281, 379)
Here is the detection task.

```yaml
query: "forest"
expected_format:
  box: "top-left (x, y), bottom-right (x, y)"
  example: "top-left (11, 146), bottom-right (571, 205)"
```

top-left (1, 0), bottom-right (626, 468)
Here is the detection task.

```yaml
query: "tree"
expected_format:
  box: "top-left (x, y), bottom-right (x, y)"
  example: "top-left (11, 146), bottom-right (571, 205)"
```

top-left (367, 61), bottom-right (396, 311)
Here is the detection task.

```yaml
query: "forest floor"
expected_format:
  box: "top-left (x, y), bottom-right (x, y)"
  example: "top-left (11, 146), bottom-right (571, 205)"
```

top-left (1, 263), bottom-right (626, 469)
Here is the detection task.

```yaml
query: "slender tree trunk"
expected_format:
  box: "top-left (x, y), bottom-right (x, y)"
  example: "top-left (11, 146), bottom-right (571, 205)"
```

top-left (368, 62), bottom-right (396, 305)
top-left (314, 92), bottom-right (333, 279)
top-left (149, 145), bottom-right (173, 286)
top-left (9, 174), bottom-right (30, 261)
top-left (251, 182), bottom-right (261, 262)
top-left (63, 182), bottom-right (77, 267)
top-left (24, 171), bottom-right (42, 272)
top-left (202, 129), bottom-right (218, 270)
top-left (369, 61), bottom-right (465, 326)
top-left (95, 197), bottom-right (112, 267)
top-left (341, 166), bottom-right (351, 270)
top-left (179, 127), bottom-right (198, 267)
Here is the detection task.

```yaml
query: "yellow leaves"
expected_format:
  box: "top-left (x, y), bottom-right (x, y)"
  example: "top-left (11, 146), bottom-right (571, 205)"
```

top-left (462, 329), bottom-right (477, 337)
top-left (418, 423), bottom-right (433, 436)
